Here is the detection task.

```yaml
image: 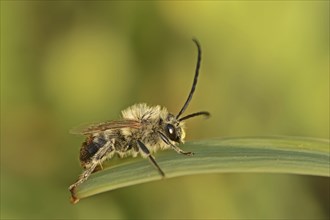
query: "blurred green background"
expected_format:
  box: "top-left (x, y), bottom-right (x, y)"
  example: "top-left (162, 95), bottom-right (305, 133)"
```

top-left (1, 1), bottom-right (329, 219)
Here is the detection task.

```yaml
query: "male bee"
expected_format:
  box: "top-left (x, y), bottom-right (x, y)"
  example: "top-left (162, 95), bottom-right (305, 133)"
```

top-left (69, 39), bottom-right (210, 204)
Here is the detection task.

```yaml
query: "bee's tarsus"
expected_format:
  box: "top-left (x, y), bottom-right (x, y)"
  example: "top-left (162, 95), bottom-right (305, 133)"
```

top-left (182, 151), bottom-right (194, 156)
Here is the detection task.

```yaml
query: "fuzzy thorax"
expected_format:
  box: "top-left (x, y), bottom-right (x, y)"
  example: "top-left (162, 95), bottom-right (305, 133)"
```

top-left (121, 103), bottom-right (186, 153)
top-left (121, 103), bottom-right (169, 121)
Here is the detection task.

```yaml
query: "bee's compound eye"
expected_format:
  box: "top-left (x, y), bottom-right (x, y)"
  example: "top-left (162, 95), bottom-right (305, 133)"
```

top-left (165, 124), bottom-right (178, 141)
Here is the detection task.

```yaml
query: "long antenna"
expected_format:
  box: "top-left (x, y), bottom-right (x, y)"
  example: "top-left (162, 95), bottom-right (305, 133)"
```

top-left (178, 111), bottom-right (210, 121)
top-left (176, 38), bottom-right (202, 119)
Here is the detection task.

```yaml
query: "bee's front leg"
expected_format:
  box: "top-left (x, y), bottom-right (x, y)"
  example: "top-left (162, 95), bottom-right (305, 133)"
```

top-left (157, 131), bottom-right (194, 156)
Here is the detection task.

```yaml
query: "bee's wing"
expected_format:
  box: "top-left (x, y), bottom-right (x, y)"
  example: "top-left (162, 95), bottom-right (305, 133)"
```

top-left (70, 119), bottom-right (141, 135)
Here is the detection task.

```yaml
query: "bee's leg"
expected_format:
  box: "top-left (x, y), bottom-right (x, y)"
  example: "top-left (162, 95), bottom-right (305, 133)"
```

top-left (98, 161), bottom-right (104, 170)
top-left (69, 161), bottom-right (99, 204)
top-left (69, 140), bottom-right (114, 204)
top-left (92, 163), bottom-right (103, 173)
top-left (137, 140), bottom-right (165, 177)
top-left (158, 131), bottom-right (194, 156)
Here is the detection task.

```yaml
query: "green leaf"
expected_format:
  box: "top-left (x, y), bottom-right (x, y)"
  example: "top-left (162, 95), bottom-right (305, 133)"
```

top-left (70, 136), bottom-right (329, 203)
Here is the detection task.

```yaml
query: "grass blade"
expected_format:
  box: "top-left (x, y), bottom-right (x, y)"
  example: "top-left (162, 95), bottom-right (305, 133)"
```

top-left (70, 136), bottom-right (329, 203)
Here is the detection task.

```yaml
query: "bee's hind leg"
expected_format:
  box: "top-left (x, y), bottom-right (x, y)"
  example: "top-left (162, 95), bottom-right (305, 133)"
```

top-left (137, 140), bottom-right (165, 177)
top-left (69, 162), bottom-right (98, 204)
top-left (69, 140), bottom-right (114, 204)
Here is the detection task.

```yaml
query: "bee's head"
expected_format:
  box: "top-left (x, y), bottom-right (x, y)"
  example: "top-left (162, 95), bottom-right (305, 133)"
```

top-left (160, 114), bottom-right (186, 144)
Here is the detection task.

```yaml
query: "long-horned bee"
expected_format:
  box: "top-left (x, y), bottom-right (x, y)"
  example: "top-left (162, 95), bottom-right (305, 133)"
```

top-left (69, 39), bottom-right (210, 204)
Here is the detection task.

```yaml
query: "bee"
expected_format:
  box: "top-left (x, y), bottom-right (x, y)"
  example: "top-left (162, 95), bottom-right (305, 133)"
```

top-left (69, 39), bottom-right (210, 204)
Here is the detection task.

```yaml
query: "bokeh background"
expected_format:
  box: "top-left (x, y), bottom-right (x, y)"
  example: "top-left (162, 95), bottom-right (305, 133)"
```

top-left (1, 1), bottom-right (329, 219)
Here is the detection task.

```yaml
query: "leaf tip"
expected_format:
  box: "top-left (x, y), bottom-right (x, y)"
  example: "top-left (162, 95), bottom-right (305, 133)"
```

top-left (69, 186), bottom-right (80, 204)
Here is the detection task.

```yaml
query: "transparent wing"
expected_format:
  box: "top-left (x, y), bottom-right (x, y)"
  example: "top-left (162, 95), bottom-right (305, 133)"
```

top-left (70, 119), bottom-right (141, 135)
